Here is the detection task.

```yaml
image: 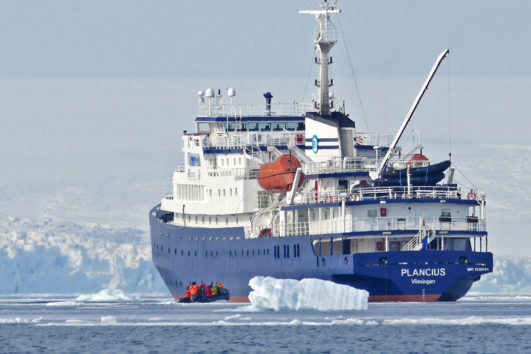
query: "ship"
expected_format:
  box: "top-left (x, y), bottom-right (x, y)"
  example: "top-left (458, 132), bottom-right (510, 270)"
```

top-left (149, 0), bottom-right (493, 302)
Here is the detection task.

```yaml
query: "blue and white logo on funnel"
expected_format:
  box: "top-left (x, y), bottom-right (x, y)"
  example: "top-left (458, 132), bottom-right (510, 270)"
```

top-left (312, 135), bottom-right (319, 154)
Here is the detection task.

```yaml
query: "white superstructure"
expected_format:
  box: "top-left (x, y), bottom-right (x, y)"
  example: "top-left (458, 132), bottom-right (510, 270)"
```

top-left (158, 0), bottom-right (487, 255)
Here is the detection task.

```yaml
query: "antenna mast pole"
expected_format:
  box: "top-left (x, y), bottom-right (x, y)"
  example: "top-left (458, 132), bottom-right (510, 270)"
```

top-left (300, 1), bottom-right (340, 116)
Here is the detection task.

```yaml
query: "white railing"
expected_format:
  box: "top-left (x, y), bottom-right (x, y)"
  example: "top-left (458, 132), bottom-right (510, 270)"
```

top-left (355, 132), bottom-right (392, 147)
top-left (293, 186), bottom-right (484, 205)
top-left (248, 216), bottom-right (485, 238)
top-left (198, 102), bottom-right (314, 117)
top-left (401, 230), bottom-right (424, 251)
top-left (304, 157), bottom-right (368, 175)
top-left (233, 168), bottom-right (260, 180)
top-left (204, 132), bottom-right (302, 150)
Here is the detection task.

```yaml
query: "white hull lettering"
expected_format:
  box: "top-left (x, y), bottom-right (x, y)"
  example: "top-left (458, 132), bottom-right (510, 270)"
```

top-left (401, 268), bottom-right (446, 277)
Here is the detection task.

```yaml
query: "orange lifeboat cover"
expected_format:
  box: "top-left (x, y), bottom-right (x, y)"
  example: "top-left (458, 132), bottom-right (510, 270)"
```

top-left (258, 155), bottom-right (305, 193)
top-left (407, 153), bottom-right (430, 168)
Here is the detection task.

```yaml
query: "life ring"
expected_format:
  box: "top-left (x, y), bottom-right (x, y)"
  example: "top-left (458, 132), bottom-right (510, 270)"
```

top-left (467, 192), bottom-right (477, 200)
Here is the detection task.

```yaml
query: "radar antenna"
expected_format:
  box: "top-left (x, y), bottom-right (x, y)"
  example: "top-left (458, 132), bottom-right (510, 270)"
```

top-left (300, 1), bottom-right (340, 116)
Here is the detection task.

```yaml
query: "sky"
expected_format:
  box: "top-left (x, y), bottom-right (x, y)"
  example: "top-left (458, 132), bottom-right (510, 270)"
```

top-left (1, 0), bottom-right (531, 78)
top-left (0, 0), bottom-right (530, 257)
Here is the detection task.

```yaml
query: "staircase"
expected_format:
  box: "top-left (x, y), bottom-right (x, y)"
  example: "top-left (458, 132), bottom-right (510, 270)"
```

top-left (401, 223), bottom-right (436, 251)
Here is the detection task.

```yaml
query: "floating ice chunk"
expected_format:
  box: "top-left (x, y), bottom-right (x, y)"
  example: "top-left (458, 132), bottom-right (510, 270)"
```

top-left (76, 289), bottom-right (131, 302)
top-left (45, 301), bottom-right (78, 307)
top-left (248, 277), bottom-right (369, 311)
top-left (100, 316), bottom-right (117, 324)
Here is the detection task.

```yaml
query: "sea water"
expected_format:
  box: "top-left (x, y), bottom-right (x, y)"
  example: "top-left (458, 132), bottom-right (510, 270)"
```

top-left (0, 295), bottom-right (530, 353)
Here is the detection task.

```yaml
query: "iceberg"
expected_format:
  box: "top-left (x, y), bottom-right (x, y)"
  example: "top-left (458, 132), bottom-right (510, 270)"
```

top-left (248, 276), bottom-right (369, 311)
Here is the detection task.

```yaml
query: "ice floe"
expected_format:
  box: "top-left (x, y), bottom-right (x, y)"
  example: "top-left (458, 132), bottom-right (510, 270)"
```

top-left (76, 289), bottom-right (132, 302)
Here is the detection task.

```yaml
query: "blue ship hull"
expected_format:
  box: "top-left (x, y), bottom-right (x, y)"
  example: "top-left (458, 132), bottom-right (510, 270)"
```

top-left (149, 205), bottom-right (493, 302)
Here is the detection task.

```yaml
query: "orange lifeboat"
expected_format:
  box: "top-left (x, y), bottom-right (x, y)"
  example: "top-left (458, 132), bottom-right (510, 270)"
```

top-left (407, 153), bottom-right (430, 168)
top-left (258, 155), bottom-right (305, 193)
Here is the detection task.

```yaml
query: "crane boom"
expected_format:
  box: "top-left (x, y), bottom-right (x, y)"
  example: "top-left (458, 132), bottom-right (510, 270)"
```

top-left (377, 49), bottom-right (450, 176)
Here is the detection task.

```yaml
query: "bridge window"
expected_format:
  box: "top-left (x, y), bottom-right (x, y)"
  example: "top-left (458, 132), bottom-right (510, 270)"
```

top-left (297, 122), bottom-right (305, 131)
top-left (259, 122), bottom-right (271, 131)
top-left (273, 122), bottom-right (284, 131)
top-left (248, 122), bottom-right (258, 131)
top-left (286, 122), bottom-right (297, 131)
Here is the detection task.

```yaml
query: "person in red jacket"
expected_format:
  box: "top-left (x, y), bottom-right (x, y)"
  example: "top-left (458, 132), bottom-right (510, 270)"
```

top-left (190, 282), bottom-right (199, 301)
top-left (205, 284), bottom-right (212, 297)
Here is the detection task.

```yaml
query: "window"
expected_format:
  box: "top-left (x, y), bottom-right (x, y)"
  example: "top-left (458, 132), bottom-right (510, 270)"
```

top-left (441, 209), bottom-right (451, 217)
top-left (368, 210), bottom-right (377, 218)
top-left (286, 122), bottom-right (297, 131)
top-left (273, 122), bottom-right (284, 131)
top-left (225, 217), bottom-right (228, 225)
top-left (223, 189), bottom-right (226, 197)
top-left (297, 122), bottom-right (305, 131)
top-left (235, 187), bottom-right (238, 196)
top-left (248, 122), bottom-right (258, 131)
top-left (215, 217), bottom-right (218, 224)
top-left (259, 122), bottom-right (271, 131)
top-left (440, 209), bottom-right (452, 222)
top-left (230, 188), bottom-right (232, 196)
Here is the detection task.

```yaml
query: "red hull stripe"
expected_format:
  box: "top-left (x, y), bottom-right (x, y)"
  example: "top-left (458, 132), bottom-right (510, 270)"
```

top-left (369, 294), bottom-right (441, 302)
top-left (173, 294), bottom-right (441, 303)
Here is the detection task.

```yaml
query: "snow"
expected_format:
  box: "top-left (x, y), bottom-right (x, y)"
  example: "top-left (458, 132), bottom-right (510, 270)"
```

top-left (76, 289), bottom-right (131, 302)
top-left (248, 276), bottom-right (369, 311)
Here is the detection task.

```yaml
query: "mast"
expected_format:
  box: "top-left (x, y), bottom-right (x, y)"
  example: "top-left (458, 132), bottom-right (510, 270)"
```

top-left (300, 1), bottom-right (340, 116)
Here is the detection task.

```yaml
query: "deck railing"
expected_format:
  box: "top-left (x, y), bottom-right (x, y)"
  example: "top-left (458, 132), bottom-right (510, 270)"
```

top-left (198, 102), bottom-right (314, 117)
top-left (249, 216), bottom-right (485, 238)
top-left (293, 185), bottom-right (484, 205)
